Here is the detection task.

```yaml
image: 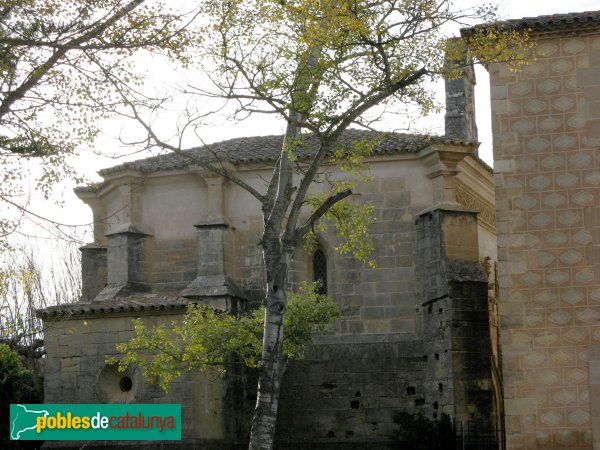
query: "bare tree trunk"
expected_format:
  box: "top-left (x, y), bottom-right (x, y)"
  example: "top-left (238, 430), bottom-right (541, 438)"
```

top-left (248, 249), bottom-right (291, 450)
top-left (248, 304), bottom-right (287, 449)
top-left (249, 113), bottom-right (297, 446)
top-left (248, 86), bottom-right (312, 450)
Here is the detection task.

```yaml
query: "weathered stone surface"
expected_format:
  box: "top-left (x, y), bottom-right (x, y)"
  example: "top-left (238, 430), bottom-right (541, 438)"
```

top-left (485, 14), bottom-right (600, 450)
top-left (94, 231), bottom-right (151, 301)
top-left (42, 51), bottom-right (500, 449)
top-left (80, 244), bottom-right (107, 303)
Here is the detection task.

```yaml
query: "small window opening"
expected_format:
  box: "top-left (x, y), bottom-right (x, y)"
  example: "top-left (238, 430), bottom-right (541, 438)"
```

top-left (313, 249), bottom-right (328, 295)
top-left (119, 376), bottom-right (133, 392)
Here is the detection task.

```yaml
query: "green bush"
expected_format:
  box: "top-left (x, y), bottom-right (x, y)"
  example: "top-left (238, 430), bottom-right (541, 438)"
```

top-left (0, 344), bottom-right (41, 449)
top-left (394, 411), bottom-right (456, 450)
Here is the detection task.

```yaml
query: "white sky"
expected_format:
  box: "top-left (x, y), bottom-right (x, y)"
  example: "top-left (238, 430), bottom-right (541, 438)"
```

top-left (10, 0), bottom-right (600, 247)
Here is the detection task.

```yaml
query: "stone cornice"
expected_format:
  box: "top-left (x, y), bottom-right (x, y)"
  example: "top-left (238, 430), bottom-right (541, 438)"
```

top-left (455, 181), bottom-right (496, 234)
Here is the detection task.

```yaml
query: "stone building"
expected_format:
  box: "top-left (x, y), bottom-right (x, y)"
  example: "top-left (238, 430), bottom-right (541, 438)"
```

top-left (38, 69), bottom-right (499, 446)
top-left (466, 10), bottom-right (600, 450)
top-left (34, 8), bottom-right (600, 450)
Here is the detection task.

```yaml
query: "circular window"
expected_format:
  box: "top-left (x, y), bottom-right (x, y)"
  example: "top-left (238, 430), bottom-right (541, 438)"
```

top-left (119, 376), bottom-right (133, 392)
top-left (96, 364), bottom-right (140, 403)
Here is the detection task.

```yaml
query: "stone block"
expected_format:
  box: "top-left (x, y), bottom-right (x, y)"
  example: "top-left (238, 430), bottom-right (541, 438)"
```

top-left (342, 295), bottom-right (363, 308)
top-left (383, 191), bottom-right (411, 209)
top-left (505, 397), bottom-right (538, 415)
top-left (584, 100), bottom-right (600, 119)
top-left (384, 306), bottom-right (415, 319)
top-left (362, 268), bottom-right (397, 283)
top-left (578, 67), bottom-right (600, 87)
top-left (80, 245), bottom-right (107, 303)
top-left (375, 281), bottom-right (409, 294)
top-left (491, 85), bottom-right (508, 100)
top-left (375, 256), bottom-right (397, 268)
top-left (380, 178), bottom-right (406, 192)
top-left (338, 271), bottom-right (360, 284)
top-left (395, 255), bottom-right (413, 267)
top-left (490, 99), bottom-right (509, 115)
top-left (60, 356), bottom-right (80, 374)
top-left (589, 48), bottom-right (600, 67)
top-left (361, 307), bottom-right (386, 320)
top-left (495, 159), bottom-right (516, 174)
top-left (346, 320), bottom-right (364, 334)
top-left (584, 84), bottom-right (600, 99)
top-left (363, 320), bottom-right (390, 334)
top-left (390, 319), bottom-right (416, 334)
top-left (336, 283), bottom-right (356, 295)
top-left (589, 360), bottom-right (600, 384)
top-left (363, 294), bottom-right (391, 307)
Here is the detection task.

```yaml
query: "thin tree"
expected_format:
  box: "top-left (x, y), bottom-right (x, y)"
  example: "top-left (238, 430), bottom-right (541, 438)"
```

top-left (0, 240), bottom-right (82, 399)
top-left (107, 1), bottom-right (532, 448)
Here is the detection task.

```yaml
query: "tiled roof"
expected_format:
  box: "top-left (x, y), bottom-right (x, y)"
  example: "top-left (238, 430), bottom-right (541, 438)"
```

top-left (74, 183), bottom-right (108, 194)
top-left (463, 10), bottom-right (600, 35)
top-left (37, 294), bottom-right (196, 319)
top-left (96, 129), bottom-right (474, 177)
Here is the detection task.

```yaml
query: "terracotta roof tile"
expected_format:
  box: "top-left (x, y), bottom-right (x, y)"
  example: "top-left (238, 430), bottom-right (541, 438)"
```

top-left (37, 294), bottom-right (197, 319)
top-left (463, 10), bottom-right (600, 35)
top-left (95, 129), bottom-right (474, 177)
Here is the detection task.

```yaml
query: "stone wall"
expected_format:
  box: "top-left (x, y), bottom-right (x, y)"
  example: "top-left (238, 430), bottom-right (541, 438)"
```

top-left (80, 244), bottom-right (107, 303)
top-left (489, 31), bottom-right (600, 449)
top-left (327, 173), bottom-right (420, 336)
top-left (415, 208), bottom-right (493, 423)
top-left (265, 206), bottom-right (494, 449)
top-left (277, 337), bottom-right (425, 448)
top-left (43, 313), bottom-right (254, 449)
top-left (55, 139), bottom-right (498, 448)
top-left (144, 237), bottom-right (197, 292)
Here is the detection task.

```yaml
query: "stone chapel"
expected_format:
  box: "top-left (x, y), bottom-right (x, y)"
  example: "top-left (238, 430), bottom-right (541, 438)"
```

top-left (39, 64), bottom-right (497, 449)
top-left (37, 8), bottom-right (600, 450)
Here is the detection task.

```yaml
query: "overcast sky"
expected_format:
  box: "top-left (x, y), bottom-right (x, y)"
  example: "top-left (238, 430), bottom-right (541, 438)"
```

top-left (11, 0), bottom-right (600, 247)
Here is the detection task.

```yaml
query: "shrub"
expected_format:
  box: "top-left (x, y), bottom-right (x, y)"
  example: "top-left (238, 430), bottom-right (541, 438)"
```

top-left (0, 344), bottom-right (41, 449)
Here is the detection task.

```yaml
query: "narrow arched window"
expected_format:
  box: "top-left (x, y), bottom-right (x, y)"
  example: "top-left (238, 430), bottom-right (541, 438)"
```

top-left (312, 249), bottom-right (328, 295)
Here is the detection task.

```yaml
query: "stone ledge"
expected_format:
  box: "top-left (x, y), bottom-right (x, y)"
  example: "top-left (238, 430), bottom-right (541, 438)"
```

top-left (36, 294), bottom-right (196, 319)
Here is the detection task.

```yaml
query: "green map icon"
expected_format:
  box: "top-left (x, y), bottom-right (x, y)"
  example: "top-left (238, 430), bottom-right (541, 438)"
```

top-left (10, 404), bottom-right (49, 440)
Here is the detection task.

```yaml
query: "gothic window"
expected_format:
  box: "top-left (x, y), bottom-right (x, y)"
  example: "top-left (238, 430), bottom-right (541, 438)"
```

top-left (312, 248), bottom-right (327, 295)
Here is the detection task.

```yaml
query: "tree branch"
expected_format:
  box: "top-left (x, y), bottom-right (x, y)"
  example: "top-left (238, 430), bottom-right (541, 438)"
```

top-left (90, 57), bottom-right (267, 203)
top-left (293, 189), bottom-right (353, 243)
top-left (0, 0), bottom-right (146, 122)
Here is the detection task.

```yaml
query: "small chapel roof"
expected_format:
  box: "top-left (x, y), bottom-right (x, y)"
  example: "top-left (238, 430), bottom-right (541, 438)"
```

top-left (37, 294), bottom-right (197, 319)
top-left (94, 129), bottom-right (475, 177)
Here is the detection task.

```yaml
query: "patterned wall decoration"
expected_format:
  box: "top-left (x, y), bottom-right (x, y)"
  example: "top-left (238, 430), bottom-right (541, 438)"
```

top-left (456, 181), bottom-right (496, 233)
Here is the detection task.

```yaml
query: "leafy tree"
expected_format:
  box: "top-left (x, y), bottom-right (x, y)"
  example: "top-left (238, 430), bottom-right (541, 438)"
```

top-left (113, 282), bottom-right (340, 390)
top-left (106, 1), bottom-right (531, 448)
top-left (0, 0), bottom-right (200, 243)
